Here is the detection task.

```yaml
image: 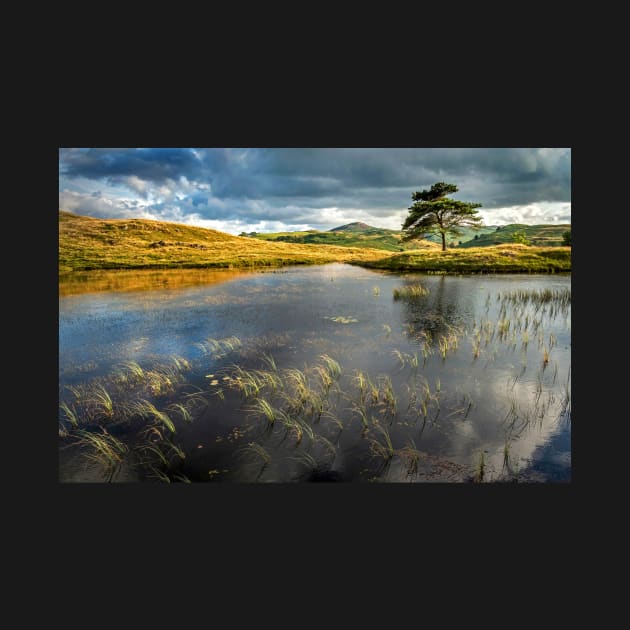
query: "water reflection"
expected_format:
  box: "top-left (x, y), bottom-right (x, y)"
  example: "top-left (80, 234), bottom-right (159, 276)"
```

top-left (59, 268), bottom-right (251, 297)
top-left (59, 264), bottom-right (570, 482)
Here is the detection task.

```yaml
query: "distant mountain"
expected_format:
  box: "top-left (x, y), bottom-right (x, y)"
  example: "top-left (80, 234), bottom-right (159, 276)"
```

top-left (251, 223), bottom-right (438, 252)
top-left (329, 222), bottom-right (379, 233)
top-left (456, 224), bottom-right (570, 248)
top-left (58, 211), bottom-right (386, 272)
top-left (249, 221), bottom-right (570, 252)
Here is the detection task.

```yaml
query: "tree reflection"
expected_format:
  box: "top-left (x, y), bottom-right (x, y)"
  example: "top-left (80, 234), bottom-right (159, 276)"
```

top-left (396, 276), bottom-right (465, 344)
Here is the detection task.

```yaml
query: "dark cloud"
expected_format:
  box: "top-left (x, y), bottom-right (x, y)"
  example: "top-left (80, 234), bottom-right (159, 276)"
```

top-left (59, 148), bottom-right (571, 231)
top-left (60, 148), bottom-right (204, 181)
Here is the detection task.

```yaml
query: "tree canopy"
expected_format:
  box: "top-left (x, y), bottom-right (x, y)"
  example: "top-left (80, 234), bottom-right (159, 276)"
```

top-left (402, 182), bottom-right (483, 251)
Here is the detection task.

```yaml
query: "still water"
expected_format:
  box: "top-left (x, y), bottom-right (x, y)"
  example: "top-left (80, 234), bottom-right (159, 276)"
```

top-left (59, 264), bottom-right (571, 482)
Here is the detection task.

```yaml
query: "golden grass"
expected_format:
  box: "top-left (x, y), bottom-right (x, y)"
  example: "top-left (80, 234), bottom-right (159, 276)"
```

top-left (58, 268), bottom-right (251, 296)
top-left (59, 211), bottom-right (388, 273)
top-left (360, 243), bottom-right (571, 273)
top-left (59, 212), bottom-right (570, 275)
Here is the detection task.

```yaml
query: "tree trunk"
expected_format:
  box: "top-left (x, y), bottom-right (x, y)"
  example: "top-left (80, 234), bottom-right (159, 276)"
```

top-left (441, 232), bottom-right (446, 251)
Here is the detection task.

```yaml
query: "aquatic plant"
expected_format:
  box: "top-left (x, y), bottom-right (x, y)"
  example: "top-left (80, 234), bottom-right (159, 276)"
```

top-left (75, 428), bottom-right (128, 482)
top-left (132, 400), bottom-right (176, 433)
top-left (59, 401), bottom-right (79, 429)
top-left (392, 284), bottom-right (430, 299)
top-left (368, 423), bottom-right (395, 463)
top-left (397, 440), bottom-right (421, 477)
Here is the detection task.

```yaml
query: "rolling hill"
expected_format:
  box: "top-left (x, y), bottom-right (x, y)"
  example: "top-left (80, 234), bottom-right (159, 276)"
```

top-left (59, 212), bottom-right (571, 274)
top-left (250, 221), bottom-right (570, 250)
top-left (249, 222), bottom-right (439, 252)
top-left (457, 223), bottom-right (570, 248)
top-left (58, 212), bottom-right (388, 273)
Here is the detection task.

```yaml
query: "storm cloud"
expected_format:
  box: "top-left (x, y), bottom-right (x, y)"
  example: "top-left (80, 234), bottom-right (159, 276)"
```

top-left (59, 148), bottom-right (571, 233)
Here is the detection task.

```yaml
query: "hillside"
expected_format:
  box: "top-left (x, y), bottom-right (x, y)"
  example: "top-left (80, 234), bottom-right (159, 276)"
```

top-left (330, 222), bottom-right (373, 232)
top-left (457, 223), bottom-right (570, 248)
top-left (249, 222), bottom-right (439, 252)
top-left (425, 225), bottom-right (498, 246)
top-left (58, 212), bottom-right (388, 273)
top-left (59, 212), bottom-right (571, 274)
top-left (251, 221), bottom-right (569, 251)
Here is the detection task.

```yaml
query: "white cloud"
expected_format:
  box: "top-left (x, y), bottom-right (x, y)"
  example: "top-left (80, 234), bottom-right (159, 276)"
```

top-left (59, 190), bottom-right (154, 220)
top-left (480, 202), bottom-right (571, 226)
top-left (124, 176), bottom-right (149, 197)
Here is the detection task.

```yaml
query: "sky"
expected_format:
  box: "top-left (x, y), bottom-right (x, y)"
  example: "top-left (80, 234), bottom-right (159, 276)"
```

top-left (59, 148), bottom-right (571, 234)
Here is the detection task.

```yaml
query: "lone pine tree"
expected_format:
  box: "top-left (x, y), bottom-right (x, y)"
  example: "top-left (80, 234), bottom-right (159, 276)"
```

top-left (402, 182), bottom-right (483, 251)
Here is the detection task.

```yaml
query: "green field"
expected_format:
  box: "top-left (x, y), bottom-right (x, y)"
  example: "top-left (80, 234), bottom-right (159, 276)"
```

top-left (247, 222), bottom-right (439, 252)
top-left (457, 223), bottom-right (570, 248)
top-left (250, 221), bottom-right (569, 250)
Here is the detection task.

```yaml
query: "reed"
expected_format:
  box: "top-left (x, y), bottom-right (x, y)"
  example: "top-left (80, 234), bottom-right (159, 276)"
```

top-left (380, 376), bottom-right (398, 416)
top-left (167, 403), bottom-right (193, 424)
top-left (319, 354), bottom-right (341, 380)
top-left (132, 400), bottom-right (176, 433)
top-left (393, 284), bottom-right (430, 300)
top-left (261, 353), bottom-right (278, 373)
top-left (59, 401), bottom-right (79, 429)
top-left (250, 398), bottom-right (277, 426)
top-left (368, 423), bottom-right (395, 462)
top-left (92, 384), bottom-right (114, 421)
top-left (75, 428), bottom-right (128, 482)
top-left (397, 440), bottom-right (421, 476)
top-left (240, 442), bottom-right (272, 473)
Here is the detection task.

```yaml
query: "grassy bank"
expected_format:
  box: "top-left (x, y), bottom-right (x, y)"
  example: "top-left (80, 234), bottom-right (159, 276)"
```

top-left (59, 212), bottom-right (387, 273)
top-left (358, 244), bottom-right (571, 273)
top-left (59, 212), bottom-right (571, 274)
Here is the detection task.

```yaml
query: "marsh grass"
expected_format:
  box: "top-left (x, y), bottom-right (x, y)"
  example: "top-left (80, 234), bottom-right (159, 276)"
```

top-left (167, 402), bottom-right (193, 424)
top-left (393, 284), bottom-right (430, 299)
top-left (392, 349), bottom-right (420, 371)
top-left (240, 442), bottom-right (272, 480)
top-left (368, 423), bottom-right (395, 464)
top-left (380, 376), bottom-right (398, 417)
top-left (250, 398), bottom-right (278, 426)
top-left (197, 336), bottom-right (242, 359)
top-left (75, 428), bottom-right (128, 482)
top-left (499, 287), bottom-right (571, 307)
top-left (132, 400), bottom-right (176, 433)
top-left (59, 401), bottom-right (79, 429)
top-left (397, 440), bottom-right (422, 477)
top-left (289, 450), bottom-right (319, 475)
top-left (474, 450), bottom-right (486, 483)
top-left (320, 354), bottom-right (341, 379)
